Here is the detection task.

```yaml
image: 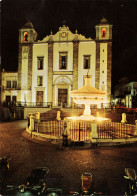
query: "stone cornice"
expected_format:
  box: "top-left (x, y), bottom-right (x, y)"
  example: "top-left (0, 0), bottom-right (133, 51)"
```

top-left (53, 71), bottom-right (73, 75)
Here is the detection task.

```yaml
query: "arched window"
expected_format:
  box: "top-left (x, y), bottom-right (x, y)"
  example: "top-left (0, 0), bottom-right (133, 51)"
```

top-left (24, 32), bottom-right (28, 42)
top-left (102, 28), bottom-right (106, 38)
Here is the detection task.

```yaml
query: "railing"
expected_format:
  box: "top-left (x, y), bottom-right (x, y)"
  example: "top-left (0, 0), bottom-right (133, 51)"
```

top-left (35, 120), bottom-right (64, 138)
top-left (34, 120), bottom-right (136, 141)
top-left (69, 121), bottom-right (91, 141)
top-left (97, 122), bottom-right (136, 139)
top-left (0, 101), bottom-right (52, 108)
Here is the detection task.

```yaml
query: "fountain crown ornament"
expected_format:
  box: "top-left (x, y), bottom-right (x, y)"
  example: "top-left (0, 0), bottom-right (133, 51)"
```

top-left (84, 70), bottom-right (92, 86)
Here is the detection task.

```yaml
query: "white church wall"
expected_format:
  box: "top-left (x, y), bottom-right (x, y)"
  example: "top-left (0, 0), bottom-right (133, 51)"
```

top-left (78, 41), bottom-right (96, 88)
top-left (32, 44), bottom-right (48, 102)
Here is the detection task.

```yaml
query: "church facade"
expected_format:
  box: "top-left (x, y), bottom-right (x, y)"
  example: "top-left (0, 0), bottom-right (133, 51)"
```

top-left (1, 18), bottom-right (112, 107)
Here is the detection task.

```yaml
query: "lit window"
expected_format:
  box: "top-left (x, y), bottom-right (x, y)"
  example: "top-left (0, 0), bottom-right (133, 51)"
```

top-left (59, 52), bottom-right (67, 69)
top-left (6, 81), bottom-right (11, 88)
top-left (102, 28), bottom-right (106, 38)
top-left (37, 57), bottom-right (44, 70)
top-left (12, 81), bottom-right (17, 88)
top-left (84, 55), bottom-right (90, 69)
top-left (24, 32), bottom-right (28, 42)
top-left (37, 76), bottom-right (43, 86)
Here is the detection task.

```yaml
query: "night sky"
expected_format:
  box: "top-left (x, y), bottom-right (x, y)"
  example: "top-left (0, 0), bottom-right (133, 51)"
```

top-left (1, 0), bottom-right (137, 90)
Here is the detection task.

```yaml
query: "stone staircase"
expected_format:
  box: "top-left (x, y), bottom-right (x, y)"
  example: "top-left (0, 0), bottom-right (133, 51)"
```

top-left (40, 109), bottom-right (60, 121)
top-left (40, 108), bottom-right (83, 121)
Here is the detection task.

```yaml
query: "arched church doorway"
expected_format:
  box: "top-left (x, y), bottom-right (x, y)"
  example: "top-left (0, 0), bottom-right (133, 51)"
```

top-left (58, 89), bottom-right (68, 107)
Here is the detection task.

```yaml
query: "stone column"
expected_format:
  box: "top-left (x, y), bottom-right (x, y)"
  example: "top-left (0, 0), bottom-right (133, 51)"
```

top-left (35, 112), bottom-right (40, 123)
top-left (95, 42), bottom-right (100, 90)
top-left (107, 42), bottom-right (112, 104)
top-left (63, 120), bottom-right (70, 137)
top-left (28, 113), bottom-right (32, 128)
top-left (121, 113), bottom-right (127, 123)
top-left (73, 41), bottom-right (79, 90)
top-left (47, 42), bottom-right (53, 103)
top-left (56, 111), bottom-right (61, 121)
top-left (29, 115), bottom-right (35, 131)
top-left (135, 120), bottom-right (137, 136)
top-left (67, 121), bottom-right (70, 136)
top-left (91, 122), bottom-right (98, 142)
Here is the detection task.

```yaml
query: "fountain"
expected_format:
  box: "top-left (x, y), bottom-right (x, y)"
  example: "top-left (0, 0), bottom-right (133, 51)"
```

top-left (65, 73), bottom-right (109, 122)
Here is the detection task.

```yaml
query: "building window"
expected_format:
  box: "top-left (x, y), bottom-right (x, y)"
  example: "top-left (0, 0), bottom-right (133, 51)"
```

top-left (102, 70), bottom-right (104, 73)
top-left (6, 81), bottom-right (11, 88)
top-left (37, 57), bottom-right (44, 70)
top-left (59, 52), bottom-right (67, 69)
top-left (24, 32), bottom-right (28, 42)
top-left (37, 76), bottom-right (43, 86)
top-left (12, 81), bottom-right (17, 89)
top-left (102, 28), bottom-right (106, 38)
top-left (84, 55), bottom-right (90, 69)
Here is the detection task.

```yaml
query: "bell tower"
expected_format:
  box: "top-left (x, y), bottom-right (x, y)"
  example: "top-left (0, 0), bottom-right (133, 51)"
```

top-left (18, 21), bottom-right (37, 102)
top-left (95, 18), bottom-right (112, 106)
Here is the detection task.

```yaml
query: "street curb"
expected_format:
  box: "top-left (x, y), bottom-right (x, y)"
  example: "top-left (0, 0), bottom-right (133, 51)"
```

top-left (25, 127), bottom-right (137, 147)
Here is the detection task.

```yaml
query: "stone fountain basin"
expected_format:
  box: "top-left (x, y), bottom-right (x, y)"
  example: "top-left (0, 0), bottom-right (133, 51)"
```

top-left (64, 115), bottom-right (110, 122)
top-left (73, 97), bottom-right (104, 105)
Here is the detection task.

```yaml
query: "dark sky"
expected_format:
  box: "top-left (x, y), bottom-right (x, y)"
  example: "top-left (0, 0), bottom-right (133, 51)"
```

top-left (1, 0), bottom-right (137, 89)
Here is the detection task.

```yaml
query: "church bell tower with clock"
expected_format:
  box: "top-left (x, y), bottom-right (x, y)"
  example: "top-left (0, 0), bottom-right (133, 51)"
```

top-left (95, 18), bottom-right (112, 105)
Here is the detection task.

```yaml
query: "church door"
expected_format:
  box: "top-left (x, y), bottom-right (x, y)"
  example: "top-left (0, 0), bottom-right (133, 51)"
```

top-left (36, 91), bottom-right (43, 106)
top-left (58, 89), bottom-right (68, 107)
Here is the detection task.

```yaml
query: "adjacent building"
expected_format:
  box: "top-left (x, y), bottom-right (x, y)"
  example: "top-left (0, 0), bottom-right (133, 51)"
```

top-left (1, 18), bottom-right (112, 107)
top-left (113, 77), bottom-right (137, 108)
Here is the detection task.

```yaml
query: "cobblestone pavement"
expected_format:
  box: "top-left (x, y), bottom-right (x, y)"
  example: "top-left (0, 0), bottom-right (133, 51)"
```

top-left (0, 120), bottom-right (137, 195)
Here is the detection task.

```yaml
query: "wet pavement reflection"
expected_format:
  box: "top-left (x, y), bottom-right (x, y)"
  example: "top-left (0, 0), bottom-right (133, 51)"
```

top-left (0, 120), bottom-right (137, 195)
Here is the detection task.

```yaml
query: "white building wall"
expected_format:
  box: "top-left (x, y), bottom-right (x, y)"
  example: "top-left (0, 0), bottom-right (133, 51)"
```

top-left (32, 44), bottom-right (48, 102)
top-left (78, 42), bottom-right (96, 88)
top-left (1, 72), bottom-right (18, 102)
top-left (100, 43), bottom-right (107, 90)
top-left (100, 43), bottom-right (108, 103)
top-left (21, 46), bottom-right (28, 90)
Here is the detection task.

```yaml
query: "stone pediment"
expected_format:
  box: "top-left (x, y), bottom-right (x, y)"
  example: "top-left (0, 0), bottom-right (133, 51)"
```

top-left (37, 25), bottom-right (92, 42)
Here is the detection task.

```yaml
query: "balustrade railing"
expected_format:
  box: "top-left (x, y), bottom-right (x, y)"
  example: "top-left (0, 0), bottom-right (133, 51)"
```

top-left (34, 120), bottom-right (136, 141)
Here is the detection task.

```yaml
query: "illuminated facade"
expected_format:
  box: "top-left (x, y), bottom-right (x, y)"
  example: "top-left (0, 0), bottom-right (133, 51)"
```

top-left (1, 18), bottom-right (112, 107)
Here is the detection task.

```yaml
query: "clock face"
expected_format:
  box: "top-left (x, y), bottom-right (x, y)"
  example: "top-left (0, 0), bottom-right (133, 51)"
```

top-left (61, 32), bottom-right (66, 38)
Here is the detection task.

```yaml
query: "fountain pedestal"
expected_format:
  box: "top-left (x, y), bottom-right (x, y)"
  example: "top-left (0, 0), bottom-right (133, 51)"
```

top-left (83, 104), bottom-right (91, 116)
